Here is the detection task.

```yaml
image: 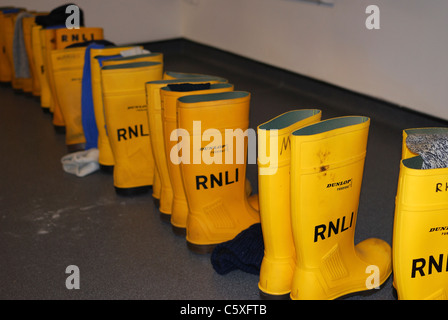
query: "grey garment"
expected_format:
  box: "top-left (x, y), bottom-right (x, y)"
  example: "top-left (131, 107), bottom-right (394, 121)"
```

top-left (406, 133), bottom-right (448, 169)
top-left (12, 11), bottom-right (33, 79)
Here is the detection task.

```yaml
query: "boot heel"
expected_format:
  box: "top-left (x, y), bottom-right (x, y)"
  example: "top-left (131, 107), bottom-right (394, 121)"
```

top-left (187, 241), bottom-right (216, 255)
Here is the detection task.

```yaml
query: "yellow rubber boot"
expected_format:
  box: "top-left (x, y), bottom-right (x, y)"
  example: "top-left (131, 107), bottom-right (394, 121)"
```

top-left (160, 82), bottom-right (234, 234)
top-left (153, 71), bottom-right (227, 207)
top-left (40, 28), bottom-right (65, 130)
top-left (145, 77), bottom-right (227, 221)
top-left (33, 25), bottom-right (51, 112)
top-left (30, 24), bottom-right (43, 98)
top-left (0, 10), bottom-right (13, 84)
top-left (22, 16), bottom-right (39, 97)
top-left (257, 109), bottom-right (322, 299)
top-left (90, 46), bottom-right (139, 171)
top-left (51, 47), bottom-right (87, 152)
top-left (101, 61), bottom-right (163, 195)
top-left (3, 11), bottom-right (23, 90)
top-left (177, 91), bottom-right (260, 253)
top-left (43, 27), bottom-right (104, 130)
top-left (18, 16), bottom-right (35, 94)
top-left (393, 128), bottom-right (448, 300)
top-left (290, 116), bottom-right (392, 300)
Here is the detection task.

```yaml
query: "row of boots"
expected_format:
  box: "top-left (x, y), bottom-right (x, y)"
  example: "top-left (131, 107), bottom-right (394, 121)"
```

top-left (2, 4), bottom-right (447, 301)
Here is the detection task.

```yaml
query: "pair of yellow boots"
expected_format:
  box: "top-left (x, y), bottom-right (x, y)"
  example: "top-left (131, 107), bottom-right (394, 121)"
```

top-left (257, 110), bottom-right (392, 300)
top-left (146, 79), bottom-right (259, 254)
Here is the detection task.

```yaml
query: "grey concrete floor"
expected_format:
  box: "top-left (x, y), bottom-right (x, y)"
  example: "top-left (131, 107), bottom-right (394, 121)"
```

top-left (0, 39), bottom-right (446, 300)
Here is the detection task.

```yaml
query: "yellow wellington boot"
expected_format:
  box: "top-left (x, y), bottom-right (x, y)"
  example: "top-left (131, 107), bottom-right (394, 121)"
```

top-left (257, 109), bottom-right (322, 299)
top-left (29, 24), bottom-right (42, 98)
top-left (393, 128), bottom-right (448, 300)
top-left (51, 47), bottom-right (87, 152)
top-left (289, 116), bottom-right (392, 300)
top-left (40, 28), bottom-right (63, 128)
top-left (16, 16), bottom-right (34, 94)
top-left (177, 91), bottom-right (260, 253)
top-left (3, 11), bottom-right (23, 91)
top-left (145, 77), bottom-right (227, 220)
top-left (101, 61), bottom-right (163, 195)
top-left (22, 16), bottom-right (39, 97)
top-left (44, 27), bottom-right (104, 130)
top-left (32, 25), bottom-right (51, 112)
top-left (0, 10), bottom-right (14, 84)
top-left (90, 46), bottom-right (140, 171)
top-left (160, 82), bottom-right (234, 234)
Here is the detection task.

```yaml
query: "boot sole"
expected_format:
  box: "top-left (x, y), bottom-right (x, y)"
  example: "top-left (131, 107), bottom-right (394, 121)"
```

top-left (115, 185), bottom-right (151, 196)
top-left (335, 278), bottom-right (390, 300)
top-left (159, 212), bottom-right (171, 223)
top-left (100, 165), bottom-right (114, 173)
top-left (54, 125), bottom-right (66, 134)
top-left (67, 143), bottom-right (86, 153)
top-left (259, 290), bottom-right (290, 300)
top-left (187, 241), bottom-right (216, 254)
top-left (172, 225), bottom-right (186, 237)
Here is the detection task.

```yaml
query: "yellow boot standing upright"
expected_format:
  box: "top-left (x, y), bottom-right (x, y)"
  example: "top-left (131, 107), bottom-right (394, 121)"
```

top-left (39, 28), bottom-right (63, 127)
top-left (289, 116), bottom-right (392, 300)
top-left (89, 45), bottom-right (142, 171)
top-left (14, 13), bottom-right (34, 94)
top-left (160, 82), bottom-right (234, 234)
top-left (393, 127), bottom-right (448, 300)
top-left (51, 47), bottom-right (88, 152)
top-left (145, 77), bottom-right (227, 220)
top-left (3, 9), bottom-right (24, 91)
top-left (0, 8), bottom-right (15, 85)
top-left (257, 109), bottom-right (322, 299)
top-left (22, 15), bottom-right (41, 98)
top-left (45, 27), bottom-right (104, 132)
top-left (31, 25), bottom-right (52, 112)
top-left (101, 61), bottom-right (163, 195)
top-left (176, 91), bottom-right (260, 253)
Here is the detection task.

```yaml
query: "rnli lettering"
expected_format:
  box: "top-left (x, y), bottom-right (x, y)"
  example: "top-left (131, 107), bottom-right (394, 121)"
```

top-left (314, 212), bottom-right (354, 243)
top-left (435, 182), bottom-right (448, 192)
top-left (117, 124), bottom-right (149, 142)
top-left (196, 169), bottom-right (239, 190)
top-left (60, 33), bottom-right (95, 42)
top-left (411, 254), bottom-right (448, 278)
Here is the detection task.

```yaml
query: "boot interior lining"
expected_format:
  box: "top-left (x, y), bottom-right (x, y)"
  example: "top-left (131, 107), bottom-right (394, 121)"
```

top-left (178, 91), bottom-right (249, 104)
top-left (402, 156), bottom-right (424, 169)
top-left (292, 116), bottom-right (369, 136)
top-left (163, 82), bottom-right (231, 92)
top-left (259, 109), bottom-right (321, 130)
top-left (101, 61), bottom-right (161, 70)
